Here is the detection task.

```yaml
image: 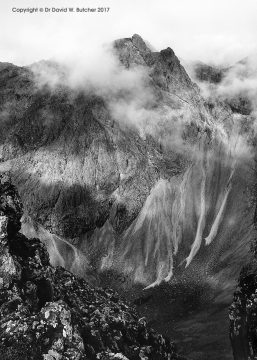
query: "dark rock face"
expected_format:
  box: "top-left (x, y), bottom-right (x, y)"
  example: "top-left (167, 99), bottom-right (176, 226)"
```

top-left (229, 260), bottom-right (257, 359)
top-left (194, 62), bottom-right (225, 84)
top-left (0, 173), bottom-right (186, 360)
top-left (226, 96), bottom-right (253, 116)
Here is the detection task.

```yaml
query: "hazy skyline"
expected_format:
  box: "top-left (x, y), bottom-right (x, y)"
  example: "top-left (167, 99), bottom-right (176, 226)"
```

top-left (1, 0), bottom-right (257, 66)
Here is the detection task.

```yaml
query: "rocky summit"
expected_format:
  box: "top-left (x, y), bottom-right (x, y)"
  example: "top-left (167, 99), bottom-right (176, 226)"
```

top-left (0, 173), bottom-right (186, 360)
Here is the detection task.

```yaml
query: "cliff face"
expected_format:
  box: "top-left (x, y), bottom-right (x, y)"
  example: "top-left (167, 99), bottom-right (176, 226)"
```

top-left (0, 173), bottom-right (186, 360)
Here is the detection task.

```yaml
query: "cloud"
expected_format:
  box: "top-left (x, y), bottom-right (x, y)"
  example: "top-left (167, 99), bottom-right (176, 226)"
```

top-left (30, 42), bottom-right (159, 137)
top-left (217, 56), bottom-right (257, 109)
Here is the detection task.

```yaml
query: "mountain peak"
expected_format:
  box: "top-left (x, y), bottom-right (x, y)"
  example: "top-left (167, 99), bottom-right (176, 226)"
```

top-left (131, 33), bottom-right (151, 53)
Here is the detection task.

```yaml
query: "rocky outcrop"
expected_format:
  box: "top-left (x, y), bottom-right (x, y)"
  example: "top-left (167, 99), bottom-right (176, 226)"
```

top-left (229, 263), bottom-right (255, 359)
top-left (226, 95), bottom-right (253, 116)
top-left (0, 173), bottom-right (186, 360)
top-left (193, 62), bottom-right (225, 84)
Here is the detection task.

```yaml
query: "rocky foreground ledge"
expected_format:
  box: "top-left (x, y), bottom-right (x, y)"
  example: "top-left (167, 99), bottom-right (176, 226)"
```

top-left (229, 259), bottom-right (257, 360)
top-left (0, 173), bottom-right (186, 360)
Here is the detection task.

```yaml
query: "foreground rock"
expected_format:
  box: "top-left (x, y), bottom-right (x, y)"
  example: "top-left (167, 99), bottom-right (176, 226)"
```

top-left (0, 173), bottom-right (186, 360)
top-left (229, 258), bottom-right (257, 359)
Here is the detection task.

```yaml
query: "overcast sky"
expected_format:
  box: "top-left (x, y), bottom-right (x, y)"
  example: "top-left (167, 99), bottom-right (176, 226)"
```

top-left (1, 0), bottom-right (257, 66)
